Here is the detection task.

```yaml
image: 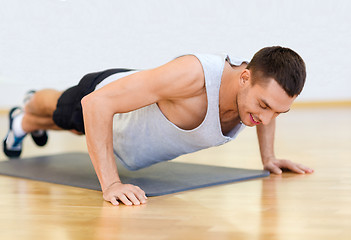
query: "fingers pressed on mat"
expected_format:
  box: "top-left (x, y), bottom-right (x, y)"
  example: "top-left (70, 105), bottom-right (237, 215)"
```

top-left (133, 187), bottom-right (147, 203)
top-left (116, 194), bottom-right (133, 206)
top-left (125, 192), bottom-right (141, 205)
top-left (136, 193), bottom-right (147, 204)
top-left (110, 197), bottom-right (120, 206)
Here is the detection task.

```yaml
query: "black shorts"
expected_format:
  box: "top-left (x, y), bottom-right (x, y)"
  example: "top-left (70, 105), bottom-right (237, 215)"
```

top-left (53, 68), bottom-right (132, 134)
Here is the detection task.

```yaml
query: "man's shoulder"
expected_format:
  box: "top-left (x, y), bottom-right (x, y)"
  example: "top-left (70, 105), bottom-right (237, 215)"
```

top-left (163, 55), bottom-right (205, 87)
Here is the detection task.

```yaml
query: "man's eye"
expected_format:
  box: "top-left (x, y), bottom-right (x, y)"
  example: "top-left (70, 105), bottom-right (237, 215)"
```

top-left (259, 104), bottom-right (267, 109)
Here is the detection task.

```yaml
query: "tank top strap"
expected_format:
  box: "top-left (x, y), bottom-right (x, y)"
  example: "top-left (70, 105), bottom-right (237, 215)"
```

top-left (191, 54), bottom-right (226, 127)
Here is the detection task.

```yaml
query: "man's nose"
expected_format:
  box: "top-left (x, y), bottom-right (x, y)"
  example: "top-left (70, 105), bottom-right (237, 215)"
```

top-left (259, 111), bottom-right (275, 125)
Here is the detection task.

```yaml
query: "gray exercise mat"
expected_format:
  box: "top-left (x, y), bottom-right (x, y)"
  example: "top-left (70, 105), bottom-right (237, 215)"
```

top-left (0, 152), bottom-right (269, 196)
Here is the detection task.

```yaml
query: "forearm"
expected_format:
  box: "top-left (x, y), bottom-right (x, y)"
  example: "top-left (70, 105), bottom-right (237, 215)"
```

top-left (256, 118), bottom-right (276, 162)
top-left (256, 118), bottom-right (314, 175)
top-left (81, 95), bottom-right (120, 191)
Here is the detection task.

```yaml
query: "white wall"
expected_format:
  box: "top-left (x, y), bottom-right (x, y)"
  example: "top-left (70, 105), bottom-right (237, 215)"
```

top-left (1, 0), bottom-right (350, 108)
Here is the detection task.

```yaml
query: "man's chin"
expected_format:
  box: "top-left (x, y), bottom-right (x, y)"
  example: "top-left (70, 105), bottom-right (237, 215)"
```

top-left (238, 113), bottom-right (248, 127)
top-left (238, 113), bottom-right (255, 127)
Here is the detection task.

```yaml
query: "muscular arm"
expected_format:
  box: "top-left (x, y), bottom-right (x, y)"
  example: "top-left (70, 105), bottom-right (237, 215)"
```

top-left (256, 118), bottom-right (314, 174)
top-left (256, 119), bottom-right (278, 171)
top-left (81, 55), bottom-right (204, 205)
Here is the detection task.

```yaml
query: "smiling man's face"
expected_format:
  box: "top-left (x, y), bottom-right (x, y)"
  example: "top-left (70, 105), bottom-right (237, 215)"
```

top-left (237, 77), bottom-right (296, 127)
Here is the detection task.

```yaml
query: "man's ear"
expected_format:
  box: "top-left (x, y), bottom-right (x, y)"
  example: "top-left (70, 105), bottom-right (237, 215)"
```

top-left (240, 69), bottom-right (251, 86)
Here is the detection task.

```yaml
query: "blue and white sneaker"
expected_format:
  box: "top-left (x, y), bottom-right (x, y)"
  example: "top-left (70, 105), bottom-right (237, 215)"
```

top-left (23, 90), bottom-right (48, 147)
top-left (3, 107), bottom-right (27, 158)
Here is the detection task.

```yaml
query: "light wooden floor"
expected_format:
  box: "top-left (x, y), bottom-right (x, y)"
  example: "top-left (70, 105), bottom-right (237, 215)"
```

top-left (0, 107), bottom-right (350, 240)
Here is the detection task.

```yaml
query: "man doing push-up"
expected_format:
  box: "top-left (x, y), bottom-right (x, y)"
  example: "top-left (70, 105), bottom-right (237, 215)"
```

top-left (3, 46), bottom-right (314, 206)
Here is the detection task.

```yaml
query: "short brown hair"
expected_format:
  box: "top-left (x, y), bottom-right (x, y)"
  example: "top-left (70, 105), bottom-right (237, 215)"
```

top-left (247, 46), bottom-right (306, 97)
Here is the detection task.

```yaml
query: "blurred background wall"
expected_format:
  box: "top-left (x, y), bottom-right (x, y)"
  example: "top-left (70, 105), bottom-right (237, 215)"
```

top-left (1, 0), bottom-right (350, 108)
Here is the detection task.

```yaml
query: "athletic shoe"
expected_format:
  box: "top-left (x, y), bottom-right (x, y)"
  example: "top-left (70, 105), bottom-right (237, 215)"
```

top-left (23, 90), bottom-right (48, 147)
top-left (3, 107), bottom-right (26, 158)
top-left (23, 89), bottom-right (36, 105)
top-left (31, 130), bottom-right (48, 147)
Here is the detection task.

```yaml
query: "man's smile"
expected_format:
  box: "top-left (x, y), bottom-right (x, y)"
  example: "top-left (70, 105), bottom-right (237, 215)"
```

top-left (249, 113), bottom-right (260, 125)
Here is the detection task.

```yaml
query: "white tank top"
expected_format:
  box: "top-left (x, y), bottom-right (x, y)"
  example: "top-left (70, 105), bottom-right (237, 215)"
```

top-left (95, 54), bottom-right (248, 170)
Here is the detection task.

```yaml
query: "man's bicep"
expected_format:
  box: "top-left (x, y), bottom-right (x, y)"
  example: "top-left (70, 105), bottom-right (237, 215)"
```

top-left (150, 55), bottom-right (205, 99)
top-left (89, 55), bottom-right (204, 114)
top-left (89, 70), bottom-right (161, 114)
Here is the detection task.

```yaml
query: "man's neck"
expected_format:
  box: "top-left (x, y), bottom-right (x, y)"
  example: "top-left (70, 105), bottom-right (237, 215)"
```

top-left (219, 61), bottom-right (244, 119)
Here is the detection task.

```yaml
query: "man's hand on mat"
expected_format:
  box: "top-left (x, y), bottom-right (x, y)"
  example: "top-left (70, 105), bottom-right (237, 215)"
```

top-left (103, 181), bottom-right (148, 206)
top-left (263, 157), bottom-right (314, 175)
